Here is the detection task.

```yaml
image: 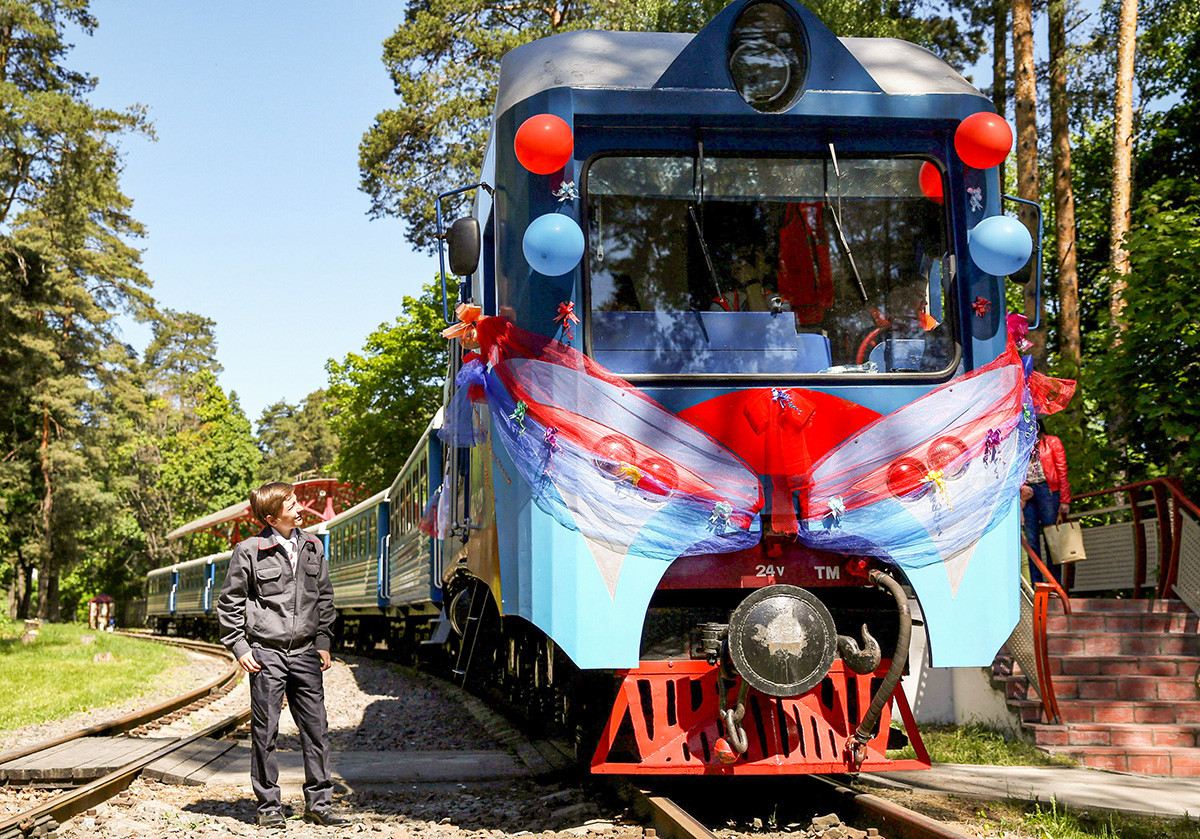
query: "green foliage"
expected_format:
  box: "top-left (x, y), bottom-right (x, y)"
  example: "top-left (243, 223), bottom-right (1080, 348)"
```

top-left (0, 621), bottom-right (184, 731)
top-left (158, 371), bottom-right (261, 530)
top-left (0, 0), bottom-right (155, 620)
top-left (359, 0), bottom-right (985, 252)
top-left (889, 721), bottom-right (1077, 766)
top-left (143, 309), bottom-right (223, 410)
top-left (326, 281), bottom-right (449, 492)
top-left (256, 389), bottom-right (340, 482)
top-left (1090, 191), bottom-right (1200, 495)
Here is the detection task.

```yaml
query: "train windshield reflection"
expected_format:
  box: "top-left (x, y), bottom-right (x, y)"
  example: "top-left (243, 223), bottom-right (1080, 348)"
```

top-left (584, 155), bottom-right (956, 376)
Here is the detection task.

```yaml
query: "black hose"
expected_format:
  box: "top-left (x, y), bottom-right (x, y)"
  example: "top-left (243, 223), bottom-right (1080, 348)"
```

top-left (852, 568), bottom-right (912, 752)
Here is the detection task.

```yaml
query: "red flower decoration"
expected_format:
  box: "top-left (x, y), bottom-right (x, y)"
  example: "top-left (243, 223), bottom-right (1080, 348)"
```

top-left (972, 296), bottom-right (992, 317)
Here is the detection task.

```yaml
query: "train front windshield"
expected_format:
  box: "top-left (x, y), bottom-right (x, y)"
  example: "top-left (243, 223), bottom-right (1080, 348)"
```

top-left (584, 155), bottom-right (956, 376)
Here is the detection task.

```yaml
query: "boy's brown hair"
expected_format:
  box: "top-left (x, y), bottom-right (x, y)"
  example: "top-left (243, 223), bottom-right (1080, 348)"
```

top-left (250, 482), bottom-right (295, 526)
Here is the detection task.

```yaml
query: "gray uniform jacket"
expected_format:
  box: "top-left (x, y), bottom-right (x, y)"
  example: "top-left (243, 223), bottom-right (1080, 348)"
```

top-left (217, 527), bottom-right (335, 660)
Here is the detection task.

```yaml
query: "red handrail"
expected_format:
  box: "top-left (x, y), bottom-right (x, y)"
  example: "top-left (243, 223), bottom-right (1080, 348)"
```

top-left (1021, 537), bottom-right (1070, 725)
top-left (1032, 583), bottom-right (1068, 724)
top-left (1021, 536), bottom-right (1072, 611)
top-left (1022, 478), bottom-right (1200, 726)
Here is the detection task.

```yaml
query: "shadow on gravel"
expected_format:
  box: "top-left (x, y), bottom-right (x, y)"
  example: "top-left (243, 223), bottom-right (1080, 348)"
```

top-left (276, 656), bottom-right (496, 752)
top-left (180, 780), bottom-right (616, 832)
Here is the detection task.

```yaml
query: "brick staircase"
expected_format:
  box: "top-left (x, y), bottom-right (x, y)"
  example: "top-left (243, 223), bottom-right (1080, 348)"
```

top-left (994, 598), bottom-right (1200, 775)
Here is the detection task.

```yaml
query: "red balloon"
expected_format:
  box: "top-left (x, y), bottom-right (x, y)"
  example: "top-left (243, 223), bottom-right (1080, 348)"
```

top-left (954, 112), bottom-right (1013, 169)
top-left (514, 114), bottom-right (574, 175)
top-left (919, 161), bottom-right (944, 204)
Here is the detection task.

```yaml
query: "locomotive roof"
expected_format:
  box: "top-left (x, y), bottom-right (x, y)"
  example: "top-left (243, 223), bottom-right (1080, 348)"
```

top-left (494, 29), bottom-right (982, 117)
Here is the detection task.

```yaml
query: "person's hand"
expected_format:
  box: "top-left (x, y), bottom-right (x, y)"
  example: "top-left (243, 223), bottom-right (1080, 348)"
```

top-left (1020, 485), bottom-right (1033, 505)
top-left (238, 651), bottom-right (261, 674)
top-left (318, 649), bottom-right (332, 672)
top-left (1059, 502), bottom-right (1070, 517)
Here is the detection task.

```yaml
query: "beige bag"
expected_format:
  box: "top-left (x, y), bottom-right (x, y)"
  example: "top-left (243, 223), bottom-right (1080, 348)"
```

top-left (1043, 517), bottom-right (1086, 564)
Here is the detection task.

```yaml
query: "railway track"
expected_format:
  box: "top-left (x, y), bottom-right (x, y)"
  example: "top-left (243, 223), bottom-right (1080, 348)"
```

top-left (616, 776), bottom-right (975, 839)
top-left (0, 635), bottom-right (250, 839)
top-left (459, 689), bottom-right (974, 839)
top-left (19, 631), bottom-right (976, 839)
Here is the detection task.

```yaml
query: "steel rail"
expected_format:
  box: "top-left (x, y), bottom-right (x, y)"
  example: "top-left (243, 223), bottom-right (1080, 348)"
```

top-left (0, 709), bottom-right (250, 839)
top-left (810, 775), bottom-right (976, 839)
top-left (617, 784), bottom-right (720, 839)
top-left (615, 776), bottom-right (974, 839)
top-left (0, 633), bottom-right (239, 767)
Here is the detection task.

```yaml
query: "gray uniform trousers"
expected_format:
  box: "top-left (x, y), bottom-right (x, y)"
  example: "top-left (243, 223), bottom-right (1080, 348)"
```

top-left (249, 645), bottom-right (332, 815)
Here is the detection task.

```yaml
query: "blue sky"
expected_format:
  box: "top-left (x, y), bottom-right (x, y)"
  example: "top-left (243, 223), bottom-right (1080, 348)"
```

top-left (68, 2), bottom-right (441, 424)
top-left (66, 2), bottom-right (1103, 426)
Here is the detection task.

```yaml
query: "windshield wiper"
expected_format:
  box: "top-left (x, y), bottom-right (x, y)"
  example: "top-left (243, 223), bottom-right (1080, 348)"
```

top-left (826, 142), bottom-right (869, 303)
top-left (688, 204), bottom-right (724, 303)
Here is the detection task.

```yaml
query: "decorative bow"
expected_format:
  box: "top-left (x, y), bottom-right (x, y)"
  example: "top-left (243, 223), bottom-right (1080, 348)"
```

top-left (1007, 312), bottom-right (1032, 352)
top-left (709, 501), bottom-right (733, 530)
top-left (984, 428), bottom-right (1001, 463)
top-left (617, 462), bottom-right (642, 487)
top-left (972, 296), bottom-right (992, 317)
top-left (771, 388), bottom-right (797, 413)
top-left (542, 427), bottom-right (559, 474)
top-left (440, 303), bottom-right (484, 350)
top-left (509, 400), bottom-right (528, 435)
top-left (827, 496), bottom-right (846, 523)
top-left (967, 187), bottom-right (983, 212)
top-left (554, 181), bottom-right (579, 202)
top-left (554, 301), bottom-right (580, 343)
top-left (922, 469), bottom-right (951, 507)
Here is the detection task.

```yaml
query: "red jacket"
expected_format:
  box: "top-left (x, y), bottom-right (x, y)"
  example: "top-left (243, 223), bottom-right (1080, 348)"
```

top-left (1037, 434), bottom-right (1071, 504)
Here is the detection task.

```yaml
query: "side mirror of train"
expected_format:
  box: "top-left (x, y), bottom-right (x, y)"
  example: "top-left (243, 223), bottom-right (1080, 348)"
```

top-left (447, 217), bottom-right (481, 277)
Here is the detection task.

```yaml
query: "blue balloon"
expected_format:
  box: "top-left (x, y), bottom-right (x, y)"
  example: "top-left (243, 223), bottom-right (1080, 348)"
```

top-left (522, 213), bottom-right (584, 277)
top-left (969, 215), bottom-right (1033, 276)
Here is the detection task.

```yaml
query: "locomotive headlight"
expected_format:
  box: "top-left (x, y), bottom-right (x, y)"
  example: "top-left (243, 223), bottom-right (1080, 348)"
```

top-left (727, 1), bottom-right (808, 113)
top-left (726, 584), bottom-right (836, 697)
top-left (927, 436), bottom-right (968, 478)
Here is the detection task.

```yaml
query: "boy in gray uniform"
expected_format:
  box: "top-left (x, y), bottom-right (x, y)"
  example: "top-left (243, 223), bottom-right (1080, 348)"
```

top-left (218, 481), bottom-right (349, 828)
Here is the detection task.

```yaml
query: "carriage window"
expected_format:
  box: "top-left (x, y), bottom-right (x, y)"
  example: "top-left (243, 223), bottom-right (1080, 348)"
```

top-left (585, 155), bottom-right (954, 376)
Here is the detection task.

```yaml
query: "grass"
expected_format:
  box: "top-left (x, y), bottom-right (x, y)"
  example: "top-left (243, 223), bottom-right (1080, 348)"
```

top-left (880, 723), bottom-right (1198, 837)
top-left (0, 618), bottom-right (185, 732)
top-left (899, 794), bottom-right (1200, 839)
top-left (889, 721), bottom-right (1077, 767)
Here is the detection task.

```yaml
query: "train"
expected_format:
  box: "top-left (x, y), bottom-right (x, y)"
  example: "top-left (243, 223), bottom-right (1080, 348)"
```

top-left (148, 0), bottom-right (1076, 777)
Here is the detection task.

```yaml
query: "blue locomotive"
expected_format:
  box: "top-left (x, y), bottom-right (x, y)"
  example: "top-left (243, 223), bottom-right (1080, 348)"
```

top-left (149, 0), bottom-right (1074, 777)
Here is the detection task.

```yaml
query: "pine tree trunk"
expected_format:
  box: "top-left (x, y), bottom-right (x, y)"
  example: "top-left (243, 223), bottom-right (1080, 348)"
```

top-left (1110, 0), bottom-right (1138, 330)
top-left (993, 0), bottom-right (1010, 194)
top-left (10, 551), bottom-right (33, 620)
top-left (37, 401), bottom-right (56, 621)
top-left (1049, 0), bottom-right (1080, 369)
top-left (1012, 0), bottom-right (1045, 365)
